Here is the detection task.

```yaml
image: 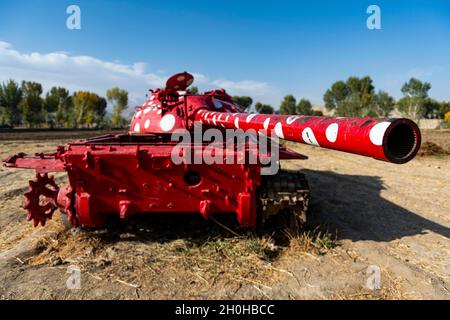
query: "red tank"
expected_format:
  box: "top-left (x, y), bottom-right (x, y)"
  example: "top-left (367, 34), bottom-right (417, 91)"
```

top-left (3, 72), bottom-right (421, 228)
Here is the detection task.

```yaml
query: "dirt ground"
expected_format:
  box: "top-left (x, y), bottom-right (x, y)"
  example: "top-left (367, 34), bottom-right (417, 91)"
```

top-left (0, 130), bottom-right (449, 300)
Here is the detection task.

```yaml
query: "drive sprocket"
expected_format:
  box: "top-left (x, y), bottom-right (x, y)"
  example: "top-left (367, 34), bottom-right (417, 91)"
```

top-left (23, 173), bottom-right (60, 227)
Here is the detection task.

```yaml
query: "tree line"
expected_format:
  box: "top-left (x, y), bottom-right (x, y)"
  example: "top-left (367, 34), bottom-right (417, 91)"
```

top-left (1, 77), bottom-right (449, 129)
top-left (0, 80), bottom-right (129, 128)
top-left (323, 76), bottom-right (449, 119)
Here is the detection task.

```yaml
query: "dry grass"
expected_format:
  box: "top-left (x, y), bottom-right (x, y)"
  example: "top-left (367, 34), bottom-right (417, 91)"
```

top-left (20, 213), bottom-right (339, 298)
top-left (333, 271), bottom-right (421, 300)
top-left (285, 226), bottom-right (337, 256)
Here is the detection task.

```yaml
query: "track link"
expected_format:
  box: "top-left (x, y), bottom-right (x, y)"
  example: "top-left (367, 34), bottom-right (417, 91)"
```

top-left (258, 169), bottom-right (310, 229)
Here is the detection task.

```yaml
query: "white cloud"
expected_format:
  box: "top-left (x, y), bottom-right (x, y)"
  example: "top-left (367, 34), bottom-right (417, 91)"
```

top-left (0, 41), bottom-right (276, 111)
top-left (0, 41), bottom-right (168, 107)
top-left (212, 79), bottom-right (271, 96)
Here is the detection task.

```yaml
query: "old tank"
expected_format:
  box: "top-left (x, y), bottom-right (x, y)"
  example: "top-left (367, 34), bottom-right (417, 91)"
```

top-left (3, 72), bottom-right (421, 228)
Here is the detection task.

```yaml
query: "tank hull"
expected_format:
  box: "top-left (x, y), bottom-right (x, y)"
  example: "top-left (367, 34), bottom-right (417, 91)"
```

top-left (65, 138), bottom-right (260, 228)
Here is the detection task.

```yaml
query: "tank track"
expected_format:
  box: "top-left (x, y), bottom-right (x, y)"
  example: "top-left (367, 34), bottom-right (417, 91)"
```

top-left (258, 169), bottom-right (310, 229)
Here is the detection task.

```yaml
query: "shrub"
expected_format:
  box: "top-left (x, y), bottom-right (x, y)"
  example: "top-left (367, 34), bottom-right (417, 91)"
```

top-left (444, 111), bottom-right (450, 128)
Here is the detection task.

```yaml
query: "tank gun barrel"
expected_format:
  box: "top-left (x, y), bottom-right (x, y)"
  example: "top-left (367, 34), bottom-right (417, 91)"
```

top-left (195, 111), bottom-right (421, 164)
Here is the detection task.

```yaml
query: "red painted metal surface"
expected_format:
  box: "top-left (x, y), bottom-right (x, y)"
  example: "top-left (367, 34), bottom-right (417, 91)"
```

top-left (61, 138), bottom-right (261, 228)
top-left (4, 151), bottom-right (65, 173)
top-left (3, 72), bottom-right (422, 228)
top-left (194, 111), bottom-right (421, 164)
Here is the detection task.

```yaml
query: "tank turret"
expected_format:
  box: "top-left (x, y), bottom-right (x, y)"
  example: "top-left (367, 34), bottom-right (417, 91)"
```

top-left (130, 72), bottom-right (420, 164)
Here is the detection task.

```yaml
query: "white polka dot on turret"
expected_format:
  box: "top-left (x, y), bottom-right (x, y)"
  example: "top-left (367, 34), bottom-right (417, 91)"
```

top-left (263, 118), bottom-right (270, 130)
top-left (144, 120), bottom-right (150, 129)
top-left (234, 118), bottom-right (240, 129)
top-left (177, 75), bottom-right (185, 81)
top-left (286, 116), bottom-right (299, 125)
top-left (134, 123), bottom-right (140, 132)
top-left (274, 122), bottom-right (284, 139)
top-left (246, 114), bottom-right (257, 123)
top-left (325, 123), bottom-right (339, 143)
top-left (369, 122), bottom-right (391, 146)
top-left (160, 114), bottom-right (176, 132)
top-left (136, 111), bottom-right (142, 118)
top-left (144, 108), bottom-right (151, 114)
top-left (302, 127), bottom-right (320, 146)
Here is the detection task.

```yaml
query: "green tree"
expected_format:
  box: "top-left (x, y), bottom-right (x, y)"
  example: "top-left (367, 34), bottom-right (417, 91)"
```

top-left (397, 78), bottom-right (431, 119)
top-left (323, 76), bottom-right (375, 117)
top-left (279, 95), bottom-right (296, 115)
top-left (0, 106), bottom-right (7, 126)
top-left (347, 76), bottom-right (374, 108)
top-left (254, 102), bottom-right (274, 114)
top-left (20, 81), bottom-right (44, 127)
top-left (186, 86), bottom-right (199, 94)
top-left (99, 114), bottom-right (113, 129)
top-left (232, 96), bottom-right (253, 111)
top-left (0, 79), bottom-right (23, 126)
top-left (422, 98), bottom-right (442, 119)
top-left (94, 97), bottom-right (107, 127)
top-left (107, 87), bottom-right (128, 128)
top-left (73, 91), bottom-right (107, 128)
top-left (296, 98), bottom-right (313, 115)
top-left (371, 90), bottom-right (395, 117)
top-left (312, 110), bottom-right (324, 116)
top-left (44, 87), bottom-right (73, 127)
top-left (323, 81), bottom-right (349, 113)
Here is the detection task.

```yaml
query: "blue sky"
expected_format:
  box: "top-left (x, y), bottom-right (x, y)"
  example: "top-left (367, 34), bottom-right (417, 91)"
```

top-left (0, 0), bottom-right (449, 108)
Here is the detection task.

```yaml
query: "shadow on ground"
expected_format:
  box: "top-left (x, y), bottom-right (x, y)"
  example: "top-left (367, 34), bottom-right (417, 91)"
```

top-left (303, 169), bottom-right (450, 242)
